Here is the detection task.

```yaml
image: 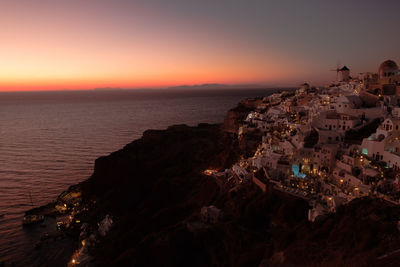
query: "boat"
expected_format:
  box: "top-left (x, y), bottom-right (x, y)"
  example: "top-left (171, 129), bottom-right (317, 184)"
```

top-left (22, 191), bottom-right (45, 226)
top-left (22, 214), bottom-right (45, 226)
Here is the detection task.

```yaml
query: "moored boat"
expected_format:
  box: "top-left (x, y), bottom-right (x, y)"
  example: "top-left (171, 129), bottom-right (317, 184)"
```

top-left (22, 214), bottom-right (45, 226)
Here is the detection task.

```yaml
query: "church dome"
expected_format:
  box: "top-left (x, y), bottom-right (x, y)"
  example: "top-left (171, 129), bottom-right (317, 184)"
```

top-left (379, 60), bottom-right (398, 72)
top-left (378, 60), bottom-right (398, 78)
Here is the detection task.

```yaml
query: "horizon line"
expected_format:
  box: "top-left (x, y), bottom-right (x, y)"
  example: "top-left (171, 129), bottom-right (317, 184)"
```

top-left (0, 82), bottom-right (317, 93)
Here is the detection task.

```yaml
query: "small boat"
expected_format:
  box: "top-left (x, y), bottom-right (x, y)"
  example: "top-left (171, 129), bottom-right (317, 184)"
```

top-left (22, 215), bottom-right (45, 226)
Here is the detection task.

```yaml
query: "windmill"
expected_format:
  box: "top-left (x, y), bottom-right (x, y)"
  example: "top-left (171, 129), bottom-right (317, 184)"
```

top-left (330, 61), bottom-right (341, 82)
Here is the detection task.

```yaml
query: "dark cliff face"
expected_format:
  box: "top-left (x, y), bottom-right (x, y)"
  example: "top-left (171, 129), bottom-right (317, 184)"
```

top-left (80, 123), bottom-right (243, 265)
top-left (269, 197), bottom-right (400, 267)
top-left (84, 124), bottom-right (239, 213)
top-left (223, 100), bottom-right (264, 158)
top-left (80, 122), bottom-right (308, 266)
top-left (78, 120), bottom-right (400, 266)
top-left (223, 104), bottom-right (253, 133)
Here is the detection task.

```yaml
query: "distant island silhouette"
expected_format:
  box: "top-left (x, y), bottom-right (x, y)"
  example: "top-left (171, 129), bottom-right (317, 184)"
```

top-left (91, 84), bottom-right (274, 91)
top-left (167, 83), bottom-right (264, 90)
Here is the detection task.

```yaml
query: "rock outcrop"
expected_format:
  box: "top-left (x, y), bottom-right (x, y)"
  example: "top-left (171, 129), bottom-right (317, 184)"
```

top-left (71, 105), bottom-right (400, 267)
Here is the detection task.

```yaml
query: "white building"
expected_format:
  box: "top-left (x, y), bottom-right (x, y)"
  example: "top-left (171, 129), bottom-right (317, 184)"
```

top-left (314, 111), bottom-right (359, 132)
top-left (312, 144), bottom-right (338, 172)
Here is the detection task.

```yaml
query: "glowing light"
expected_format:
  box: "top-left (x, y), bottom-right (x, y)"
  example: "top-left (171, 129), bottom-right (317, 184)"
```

top-left (203, 169), bottom-right (217, 176)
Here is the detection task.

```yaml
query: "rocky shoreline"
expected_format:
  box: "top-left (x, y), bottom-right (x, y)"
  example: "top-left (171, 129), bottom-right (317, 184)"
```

top-left (26, 98), bottom-right (400, 266)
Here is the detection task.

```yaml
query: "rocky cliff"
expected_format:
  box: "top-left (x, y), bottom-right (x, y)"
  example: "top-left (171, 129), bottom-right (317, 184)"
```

top-left (74, 107), bottom-right (400, 267)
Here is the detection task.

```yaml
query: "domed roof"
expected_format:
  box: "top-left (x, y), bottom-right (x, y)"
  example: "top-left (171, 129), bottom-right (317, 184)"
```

top-left (378, 60), bottom-right (398, 73)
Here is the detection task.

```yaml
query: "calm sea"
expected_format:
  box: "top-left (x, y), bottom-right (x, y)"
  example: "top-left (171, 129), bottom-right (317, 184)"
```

top-left (0, 88), bottom-right (278, 265)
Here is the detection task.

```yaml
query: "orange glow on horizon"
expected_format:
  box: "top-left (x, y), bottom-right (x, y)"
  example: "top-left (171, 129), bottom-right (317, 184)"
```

top-left (0, 1), bottom-right (316, 92)
top-left (0, 57), bottom-right (301, 91)
top-left (1, 1), bottom-right (399, 91)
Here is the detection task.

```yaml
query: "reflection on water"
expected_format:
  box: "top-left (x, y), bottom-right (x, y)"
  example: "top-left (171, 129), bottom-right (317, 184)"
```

top-left (0, 88), bottom-right (277, 265)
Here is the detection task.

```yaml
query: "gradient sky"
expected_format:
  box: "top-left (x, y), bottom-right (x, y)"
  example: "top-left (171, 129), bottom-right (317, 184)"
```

top-left (1, 0), bottom-right (399, 91)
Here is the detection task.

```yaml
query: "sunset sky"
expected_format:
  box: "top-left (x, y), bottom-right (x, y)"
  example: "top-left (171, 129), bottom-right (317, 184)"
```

top-left (1, 0), bottom-right (399, 91)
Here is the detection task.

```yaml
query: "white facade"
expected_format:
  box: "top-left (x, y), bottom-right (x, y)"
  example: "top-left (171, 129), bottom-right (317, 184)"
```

top-left (315, 111), bottom-right (359, 132)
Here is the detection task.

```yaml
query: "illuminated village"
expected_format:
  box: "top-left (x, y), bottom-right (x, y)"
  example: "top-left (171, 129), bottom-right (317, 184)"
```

top-left (204, 60), bottom-right (400, 223)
